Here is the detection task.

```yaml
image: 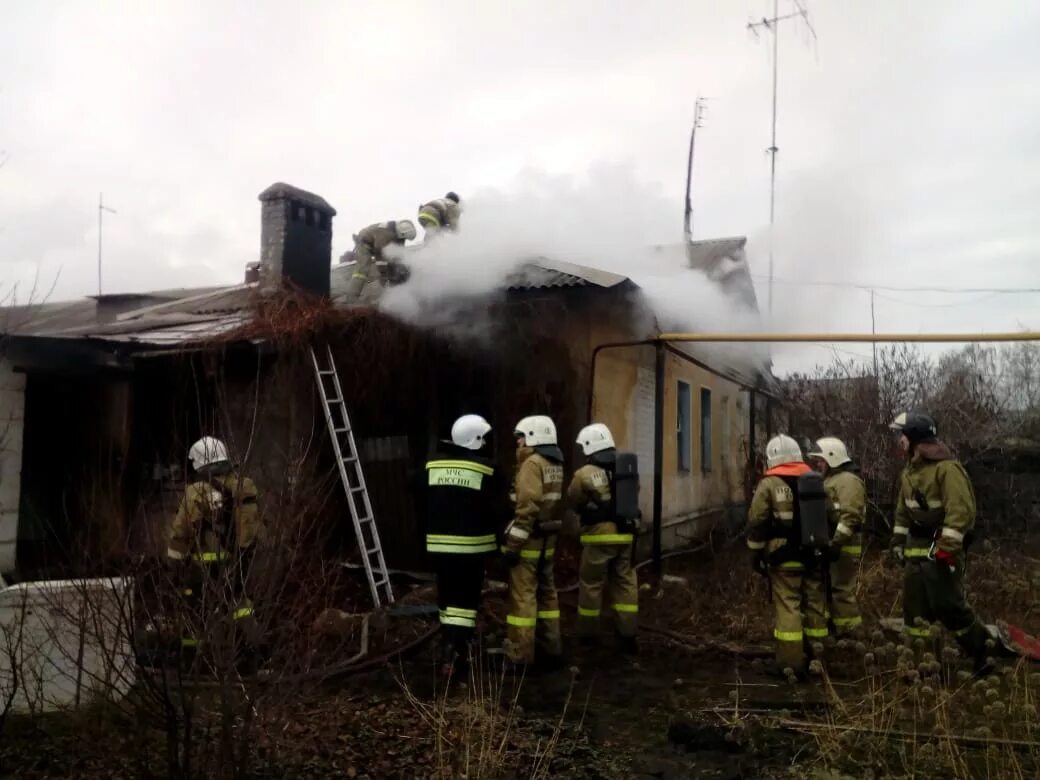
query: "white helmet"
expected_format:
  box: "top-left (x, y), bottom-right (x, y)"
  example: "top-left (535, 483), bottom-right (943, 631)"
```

top-left (513, 415), bottom-right (557, 447)
top-left (451, 414), bottom-right (492, 451)
top-left (766, 434), bottom-right (802, 469)
top-left (395, 219), bottom-right (417, 242)
top-left (188, 436), bottom-right (229, 470)
top-left (807, 437), bottom-right (851, 468)
top-left (576, 423), bottom-right (615, 456)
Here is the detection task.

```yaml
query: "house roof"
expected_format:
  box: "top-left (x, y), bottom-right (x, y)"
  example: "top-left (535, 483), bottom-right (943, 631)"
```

top-left (0, 243), bottom-right (775, 393)
top-left (506, 258), bottom-right (630, 291)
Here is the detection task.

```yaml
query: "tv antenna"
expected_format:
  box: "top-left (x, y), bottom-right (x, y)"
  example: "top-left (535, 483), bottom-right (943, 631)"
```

top-left (747, 0), bottom-right (817, 319)
top-left (683, 97), bottom-right (709, 241)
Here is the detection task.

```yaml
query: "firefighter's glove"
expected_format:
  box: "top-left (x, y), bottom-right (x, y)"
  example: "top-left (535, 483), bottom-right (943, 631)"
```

top-left (933, 548), bottom-right (957, 572)
top-left (751, 549), bottom-right (768, 576)
top-left (889, 545), bottom-right (905, 566)
top-left (502, 548), bottom-right (521, 568)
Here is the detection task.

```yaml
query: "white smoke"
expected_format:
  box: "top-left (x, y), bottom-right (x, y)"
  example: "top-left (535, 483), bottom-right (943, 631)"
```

top-left (379, 163), bottom-right (767, 371)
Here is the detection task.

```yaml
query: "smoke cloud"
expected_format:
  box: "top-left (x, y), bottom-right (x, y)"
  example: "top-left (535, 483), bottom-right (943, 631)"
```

top-left (379, 163), bottom-right (768, 372)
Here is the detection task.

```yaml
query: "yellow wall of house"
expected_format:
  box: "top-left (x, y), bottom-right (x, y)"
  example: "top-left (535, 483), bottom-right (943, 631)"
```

top-left (660, 353), bottom-right (747, 519)
top-left (588, 336), bottom-right (749, 525)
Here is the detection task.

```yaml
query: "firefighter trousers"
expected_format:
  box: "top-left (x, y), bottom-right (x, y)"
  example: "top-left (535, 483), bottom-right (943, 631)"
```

top-left (903, 553), bottom-right (989, 659)
top-left (771, 562), bottom-right (829, 671)
top-left (830, 541), bottom-right (863, 635)
top-left (432, 552), bottom-right (487, 662)
top-left (506, 535), bottom-right (561, 664)
top-left (177, 556), bottom-right (258, 669)
top-left (577, 542), bottom-right (638, 638)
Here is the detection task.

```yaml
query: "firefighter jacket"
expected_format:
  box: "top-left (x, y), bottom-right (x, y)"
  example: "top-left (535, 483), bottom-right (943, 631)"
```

top-left (746, 462), bottom-right (813, 564)
top-left (504, 446), bottom-right (564, 553)
top-left (351, 222), bottom-right (404, 282)
top-left (167, 473), bottom-right (260, 563)
top-left (417, 198), bottom-right (460, 231)
top-left (892, 442), bottom-right (976, 555)
top-left (567, 456), bottom-right (633, 546)
top-left (824, 466), bottom-right (866, 548)
top-left (424, 445), bottom-right (503, 555)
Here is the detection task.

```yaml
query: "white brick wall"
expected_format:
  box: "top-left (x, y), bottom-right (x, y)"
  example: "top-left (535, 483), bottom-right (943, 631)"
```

top-left (0, 359), bottom-right (25, 577)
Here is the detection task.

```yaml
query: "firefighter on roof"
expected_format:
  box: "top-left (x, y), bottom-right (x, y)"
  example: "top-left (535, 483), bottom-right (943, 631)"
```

top-left (417, 192), bottom-right (461, 236)
top-left (567, 423), bottom-right (639, 655)
top-left (343, 219), bottom-right (417, 303)
top-left (167, 436), bottom-right (261, 665)
top-left (502, 415), bottom-right (564, 669)
top-left (889, 412), bottom-right (991, 670)
top-left (424, 414), bottom-right (504, 677)
top-left (746, 434), bottom-right (829, 676)
top-left (807, 437), bottom-right (866, 636)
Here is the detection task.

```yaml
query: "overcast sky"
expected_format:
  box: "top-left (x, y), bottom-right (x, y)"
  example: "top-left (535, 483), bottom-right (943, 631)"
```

top-left (2, 1), bottom-right (1038, 373)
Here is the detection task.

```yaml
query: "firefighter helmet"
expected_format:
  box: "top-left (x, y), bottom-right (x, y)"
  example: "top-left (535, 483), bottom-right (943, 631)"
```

top-left (394, 219), bottom-right (417, 242)
top-left (451, 414), bottom-right (492, 451)
top-left (889, 411), bottom-right (937, 443)
top-left (576, 423), bottom-right (615, 456)
top-left (807, 436), bottom-right (851, 468)
top-left (188, 436), bottom-right (229, 470)
top-left (514, 416), bottom-right (557, 447)
top-left (766, 434), bottom-right (803, 469)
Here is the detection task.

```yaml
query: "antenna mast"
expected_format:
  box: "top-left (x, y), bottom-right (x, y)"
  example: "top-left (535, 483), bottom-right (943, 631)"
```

top-left (683, 97), bottom-right (708, 241)
top-left (747, 0), bottom-right (817, 320)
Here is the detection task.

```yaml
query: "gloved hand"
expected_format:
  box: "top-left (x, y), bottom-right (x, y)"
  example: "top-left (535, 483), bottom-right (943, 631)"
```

top-left (889, 545), bottom-right (905, 566)
top-left (751, 549), bottom-right (768, 576)
top-left (933, 548), bottom-right (957, 572)
top-left (502, 548), bottom-right (521, 568)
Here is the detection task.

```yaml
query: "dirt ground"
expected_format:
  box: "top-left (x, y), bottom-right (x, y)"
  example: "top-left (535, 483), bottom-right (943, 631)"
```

top-left (2, 536), bottom-right (1039, 779)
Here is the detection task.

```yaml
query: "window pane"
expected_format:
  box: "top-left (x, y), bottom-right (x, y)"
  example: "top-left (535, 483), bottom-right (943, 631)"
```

top-left (700, 388), bottom-right (712, 472)
top-left (677, 381), bottom-right (691, 472)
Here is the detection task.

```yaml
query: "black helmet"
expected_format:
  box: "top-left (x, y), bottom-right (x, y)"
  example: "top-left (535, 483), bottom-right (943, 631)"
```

top-left (889, 411), bottom-right (937, 444)
top-left (445, 191), bottom-right (460, 204)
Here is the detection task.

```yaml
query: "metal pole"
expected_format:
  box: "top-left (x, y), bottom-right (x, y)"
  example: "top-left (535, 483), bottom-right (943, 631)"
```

top-left (870, 289), bottom-right (879, 377)
top-left (97, 194), bottom-right (116, 297)
top-left (97, 193), bottom-right (103, 296)
top-left (684, 98), bottom-right (706, 240)
top-left (656, 331), bottom-right (1040, 344)
top-left (768, 0), bottom-right (779, 321)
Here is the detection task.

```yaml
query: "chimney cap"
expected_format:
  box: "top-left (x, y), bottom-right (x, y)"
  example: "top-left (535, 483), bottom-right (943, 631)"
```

top-left (258, 182), bottom-right (336, 216)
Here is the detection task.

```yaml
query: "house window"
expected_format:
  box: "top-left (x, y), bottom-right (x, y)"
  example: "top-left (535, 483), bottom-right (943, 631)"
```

top-left (700, 387), bottom-right (712, 472)
top-left (677, 381), bottom-right (691, 472)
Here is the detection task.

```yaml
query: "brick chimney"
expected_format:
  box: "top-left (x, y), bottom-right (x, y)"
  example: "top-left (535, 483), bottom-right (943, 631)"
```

top-left (258, 183), bottom-right (337, 297)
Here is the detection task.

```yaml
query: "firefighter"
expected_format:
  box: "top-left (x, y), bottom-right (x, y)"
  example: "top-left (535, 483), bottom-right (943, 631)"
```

top-left (807, 437), bottom-right (866, 637)
top-left (502, 415), bottom-right (564, 670)
top-left (424, 414), bottom-right (503, 676)
top-left (889, 412), bottom-right (991, 669)
top-left (567, 423), bottom-right (639, 655)
top-left (343, 219), bottom-right (417, 303)
top-left (166, 436), bottom-right (261, 665)
top-left (746, 434), bottom-right (830, 676)
top-left (417, 192), bottom-right (461, 236)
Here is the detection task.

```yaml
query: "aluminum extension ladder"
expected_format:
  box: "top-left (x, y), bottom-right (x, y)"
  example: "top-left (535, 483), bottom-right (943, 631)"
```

top-left (310, 345), bottom-right (394, 607)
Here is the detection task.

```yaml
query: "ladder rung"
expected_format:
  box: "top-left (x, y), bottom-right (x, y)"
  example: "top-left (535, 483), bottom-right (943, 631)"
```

top-left (342, 456), bottom-right (357, 464)
top-left (327, 396), bottom-right (342, 404)
top-left (372, 579), bottom-right (388, 588)
top-left (365, 547), bottom-right (380, 555)
top-left (317, 370), bottom-right (335, 376)
top-left (356, 515), bottom-right (373, 523)
top-left (333, 426), bottom-right (350, 434)
top-left (351, 485), bottom-right (367, 493)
